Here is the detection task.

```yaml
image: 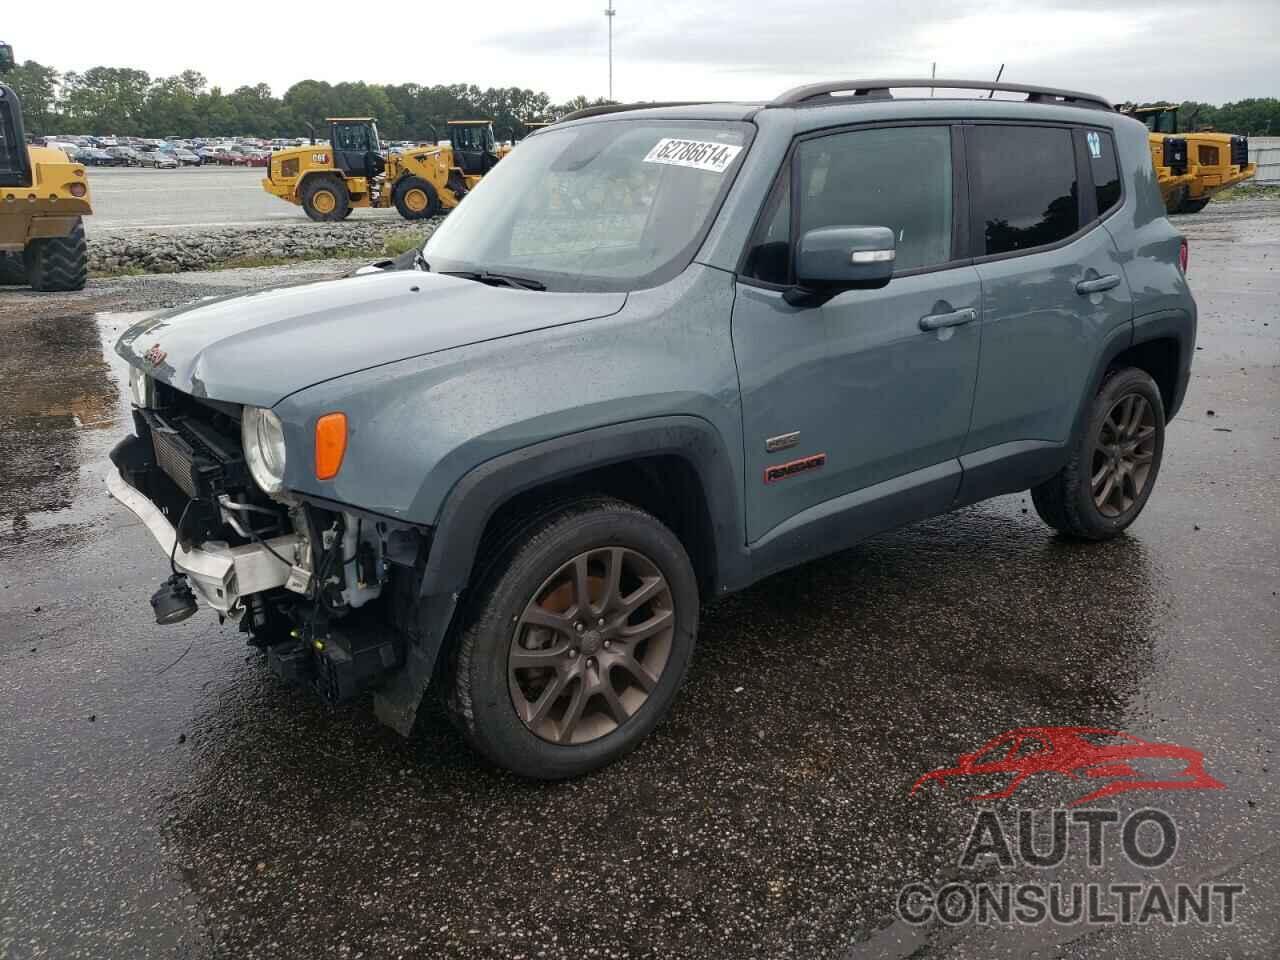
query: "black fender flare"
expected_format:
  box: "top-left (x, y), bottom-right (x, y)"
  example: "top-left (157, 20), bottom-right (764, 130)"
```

top-left (373, 415), bottom-right (748, 736)
top-left (422, 415), bottom-right (748, 598)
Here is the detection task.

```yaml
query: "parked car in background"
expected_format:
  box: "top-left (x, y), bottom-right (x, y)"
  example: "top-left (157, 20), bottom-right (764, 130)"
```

top-left (152, 153), bottom-right (179, 170)
top-left (174, 148), bottom-right (202, 166)
top-left (69, 146), bottom-right (116, 167)
top-left (105, 146), bottom-right (142, 166)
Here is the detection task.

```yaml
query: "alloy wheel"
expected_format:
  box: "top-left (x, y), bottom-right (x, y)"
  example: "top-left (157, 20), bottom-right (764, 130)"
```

top-left (508, 546), bottom-right (675, 745)
top-left (1092, 393), bottom-right (1157, 517)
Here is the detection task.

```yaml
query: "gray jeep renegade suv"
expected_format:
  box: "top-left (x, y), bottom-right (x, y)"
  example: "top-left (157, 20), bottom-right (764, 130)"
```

top-left (109, 79), bottom-right (1195, 778)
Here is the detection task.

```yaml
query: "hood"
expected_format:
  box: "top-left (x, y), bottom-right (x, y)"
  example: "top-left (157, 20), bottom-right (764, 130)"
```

top-left (116, 270), bottom-right (626, 408)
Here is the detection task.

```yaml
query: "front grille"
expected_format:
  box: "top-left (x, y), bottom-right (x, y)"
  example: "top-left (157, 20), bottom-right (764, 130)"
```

top-left (1197, 144), bottom-right (1220, 167)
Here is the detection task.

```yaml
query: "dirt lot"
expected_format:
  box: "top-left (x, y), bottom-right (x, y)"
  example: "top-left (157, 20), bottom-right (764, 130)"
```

top-left (0, 202), bottom-right (1276, 960)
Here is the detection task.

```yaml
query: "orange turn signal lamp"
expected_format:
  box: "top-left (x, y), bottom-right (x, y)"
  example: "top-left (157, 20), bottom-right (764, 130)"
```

top-left (314, 412), bottom-right (347, 480)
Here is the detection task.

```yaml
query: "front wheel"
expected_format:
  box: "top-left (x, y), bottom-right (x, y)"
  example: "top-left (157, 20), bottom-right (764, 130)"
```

top-left (447, 498), bottom-right (698, 779)
top-left (1031, 367), bottom-right (1165, 540)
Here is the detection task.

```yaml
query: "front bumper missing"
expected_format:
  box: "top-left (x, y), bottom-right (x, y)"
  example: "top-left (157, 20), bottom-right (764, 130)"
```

top-left (105, 468), bottom-right (301, 617)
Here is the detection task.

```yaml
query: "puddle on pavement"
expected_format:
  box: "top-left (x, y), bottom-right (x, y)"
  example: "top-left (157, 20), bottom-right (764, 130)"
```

top-left (0, 310), bottom-right (153, 549)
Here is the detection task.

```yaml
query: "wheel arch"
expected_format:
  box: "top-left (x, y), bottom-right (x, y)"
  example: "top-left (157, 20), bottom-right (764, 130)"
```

top-left (421, 416), bottom-right (749, 602)
top-left (372, 416), bottom-right (748, 737)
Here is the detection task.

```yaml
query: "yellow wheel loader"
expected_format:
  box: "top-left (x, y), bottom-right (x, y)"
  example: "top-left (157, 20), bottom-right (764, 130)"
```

top-left (262, 117), bottom-right (505, 222)
top-left (1120, 102), bottom-right (1256, 215)
top-left (0, 46), bottom-right (92, 291)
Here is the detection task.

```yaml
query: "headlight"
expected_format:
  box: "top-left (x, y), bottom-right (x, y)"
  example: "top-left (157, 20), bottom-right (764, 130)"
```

top-left (128, 366), bottom-right (155, 408)
top-left (242, 406), bottom-right (287, 494)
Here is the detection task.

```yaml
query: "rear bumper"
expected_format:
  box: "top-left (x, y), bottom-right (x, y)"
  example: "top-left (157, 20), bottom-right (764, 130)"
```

top-left (105, 466), bottom-right (300, 617)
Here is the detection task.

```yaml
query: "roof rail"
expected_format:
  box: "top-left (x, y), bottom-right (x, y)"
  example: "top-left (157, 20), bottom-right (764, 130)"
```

top-left (557, 101), bottom-right (714, 123)
top-left (770, 79), bottom-right (1113, 112)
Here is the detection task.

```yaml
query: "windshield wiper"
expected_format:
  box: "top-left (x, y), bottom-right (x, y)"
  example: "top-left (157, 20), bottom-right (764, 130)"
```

top-left (414, 249), bottom-right (429, 271)
top-left (443, 270), bottom-right (546, 291)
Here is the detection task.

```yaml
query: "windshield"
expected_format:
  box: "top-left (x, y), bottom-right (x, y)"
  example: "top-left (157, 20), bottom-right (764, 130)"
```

top-left (423, 119), bottom-right (752, 292)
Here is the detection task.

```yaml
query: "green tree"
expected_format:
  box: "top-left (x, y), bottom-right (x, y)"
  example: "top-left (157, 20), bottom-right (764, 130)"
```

top-left (5, 60), bottom-right (60, 136)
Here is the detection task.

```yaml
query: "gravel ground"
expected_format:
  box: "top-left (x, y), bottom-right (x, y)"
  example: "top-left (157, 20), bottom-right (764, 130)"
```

top-left (81, 167), bottom-right (439, 274)
top-left (0, 201), bottom-right (1276, 960)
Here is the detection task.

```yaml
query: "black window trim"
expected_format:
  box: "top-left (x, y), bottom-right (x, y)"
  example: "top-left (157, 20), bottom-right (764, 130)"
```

top-left (962, 119), bottom-right (1122, 266)
top-left (735, 119), bottom-right (973, 291)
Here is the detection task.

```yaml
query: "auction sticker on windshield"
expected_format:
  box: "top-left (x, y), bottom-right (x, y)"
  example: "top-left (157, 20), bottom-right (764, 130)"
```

top-left (643, 138), bottom-right (743, 173)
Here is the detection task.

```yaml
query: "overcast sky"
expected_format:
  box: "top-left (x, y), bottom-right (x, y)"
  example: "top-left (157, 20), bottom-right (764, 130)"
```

top-left (6, 0), bottom-right (1277, 105)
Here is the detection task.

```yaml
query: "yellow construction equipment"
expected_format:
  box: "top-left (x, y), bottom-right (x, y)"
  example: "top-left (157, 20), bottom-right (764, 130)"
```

top-left (262, 117), bottom-right (504, 221)
top-left (0, 45), bottom-right (92, 291)
top-left (1120, 102), bottom-right (1256, 214)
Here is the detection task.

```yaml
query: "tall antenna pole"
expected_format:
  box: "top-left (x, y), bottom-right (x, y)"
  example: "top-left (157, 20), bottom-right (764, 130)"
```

top-left (604, 3), bottom-right (616, 100)
top-left (930, 62), bottom-right (936, 98)
top-left (988, 63), bottom-right (1004, 98)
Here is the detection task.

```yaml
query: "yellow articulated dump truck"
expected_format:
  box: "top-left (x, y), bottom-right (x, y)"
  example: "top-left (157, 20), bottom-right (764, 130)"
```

top-left (0, 44), bottom-right (92, 291)
top-left (263, 117), bottom-right (503, 222)
top-left (1120, 102), bottom-right (1256, 214)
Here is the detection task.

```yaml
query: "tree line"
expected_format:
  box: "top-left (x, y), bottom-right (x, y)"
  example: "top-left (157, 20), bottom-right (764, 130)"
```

top-left (4, 59), bottom-right (614, 139)
top-left (6, 58), bottom-right (1279, 140)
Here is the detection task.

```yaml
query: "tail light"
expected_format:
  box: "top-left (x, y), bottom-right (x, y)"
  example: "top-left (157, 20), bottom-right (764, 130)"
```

top-left (1178, 238), bottom-right (1189, 275)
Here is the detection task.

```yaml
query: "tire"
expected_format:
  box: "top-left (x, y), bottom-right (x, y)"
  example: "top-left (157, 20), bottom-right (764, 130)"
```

top-left (1031, 367), bottom-right (1165, 540)
top-left (301, 175), bottom-right (350, 222)
top-left (341, 207), bottom-right (355, 219)
top-left (0, 251), bottom-right (26, 286)
top-left (1178, 197), bottom-right (1211, 214)
top-left (447, 497), bottom-right (699, 779)
top-left (23, 219), bottom-right (89, 292)
top-left (392, 176), bottom-right (440, 220)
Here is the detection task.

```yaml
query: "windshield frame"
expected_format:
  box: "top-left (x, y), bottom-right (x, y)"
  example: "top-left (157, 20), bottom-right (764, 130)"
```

top-left (422, 117), bottom-right (757, 293)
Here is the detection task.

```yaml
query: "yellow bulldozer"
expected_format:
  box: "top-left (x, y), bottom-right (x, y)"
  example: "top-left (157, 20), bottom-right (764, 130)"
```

top-left (263, 117), bottom-right (504, 221)
top-left (1120, 102), bottom-right (1256, 214)
top-left (0, 41), bottom-right (92, 291)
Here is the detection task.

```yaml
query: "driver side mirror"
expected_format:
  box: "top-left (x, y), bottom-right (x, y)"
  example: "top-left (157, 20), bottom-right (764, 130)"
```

top-left (785, 225), bottom-right (896, 306)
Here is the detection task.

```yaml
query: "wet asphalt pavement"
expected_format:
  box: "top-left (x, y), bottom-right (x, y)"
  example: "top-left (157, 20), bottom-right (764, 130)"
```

top-left (1, 203), bottom-right (1277, 959)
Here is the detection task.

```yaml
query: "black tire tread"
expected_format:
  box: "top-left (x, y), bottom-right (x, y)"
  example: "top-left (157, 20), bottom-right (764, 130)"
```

top-left (301, 175), bottom-right (350, 222)
top-left (392, 176), bottom-right (440, 220)
top-left (23, 219), bottom-right (88, 292)
top-left (0, 251), bottom-right (26, 286)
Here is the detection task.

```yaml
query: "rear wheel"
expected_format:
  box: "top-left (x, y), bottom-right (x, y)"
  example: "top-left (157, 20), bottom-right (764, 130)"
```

top-left (1031, 367), bottom-right (1165, 540)
top-left (301, 176), bottom-right (350, 222)
top-left (0, 251), bottom-right (26, 285)
top-left (1178, 196), bottom-right (1211, 214)
top-left (392, 176), bottom-right (440, 220)
top-left (23, 219), bottom-right (89, 292)
top-left (447, 498), bottom-right (698, 779)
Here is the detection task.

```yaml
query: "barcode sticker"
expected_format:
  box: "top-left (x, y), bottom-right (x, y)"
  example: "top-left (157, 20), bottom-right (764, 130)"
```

top-left (643, 138), bottom-right (743, 173)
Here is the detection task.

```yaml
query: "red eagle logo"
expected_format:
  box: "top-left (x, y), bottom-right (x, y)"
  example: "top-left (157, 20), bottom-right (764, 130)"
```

top-left (143, 343), bottom-right (167, 366)
top-left (911, 726), bottom-right (1225, 806)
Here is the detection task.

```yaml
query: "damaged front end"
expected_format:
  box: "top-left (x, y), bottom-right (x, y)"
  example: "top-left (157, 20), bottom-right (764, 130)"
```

top-left (106, 377), bottom-right (429, 708)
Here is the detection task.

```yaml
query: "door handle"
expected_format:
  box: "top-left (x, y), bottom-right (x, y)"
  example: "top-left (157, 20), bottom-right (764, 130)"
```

top-left (1075, 274), bottom-right (1121, 295)
top-left (919, 307), bottom-right (977, 331)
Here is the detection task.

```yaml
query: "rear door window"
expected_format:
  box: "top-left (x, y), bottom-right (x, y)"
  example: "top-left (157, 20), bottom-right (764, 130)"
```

top-left (968, 125), bottom-right (1081, 257)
